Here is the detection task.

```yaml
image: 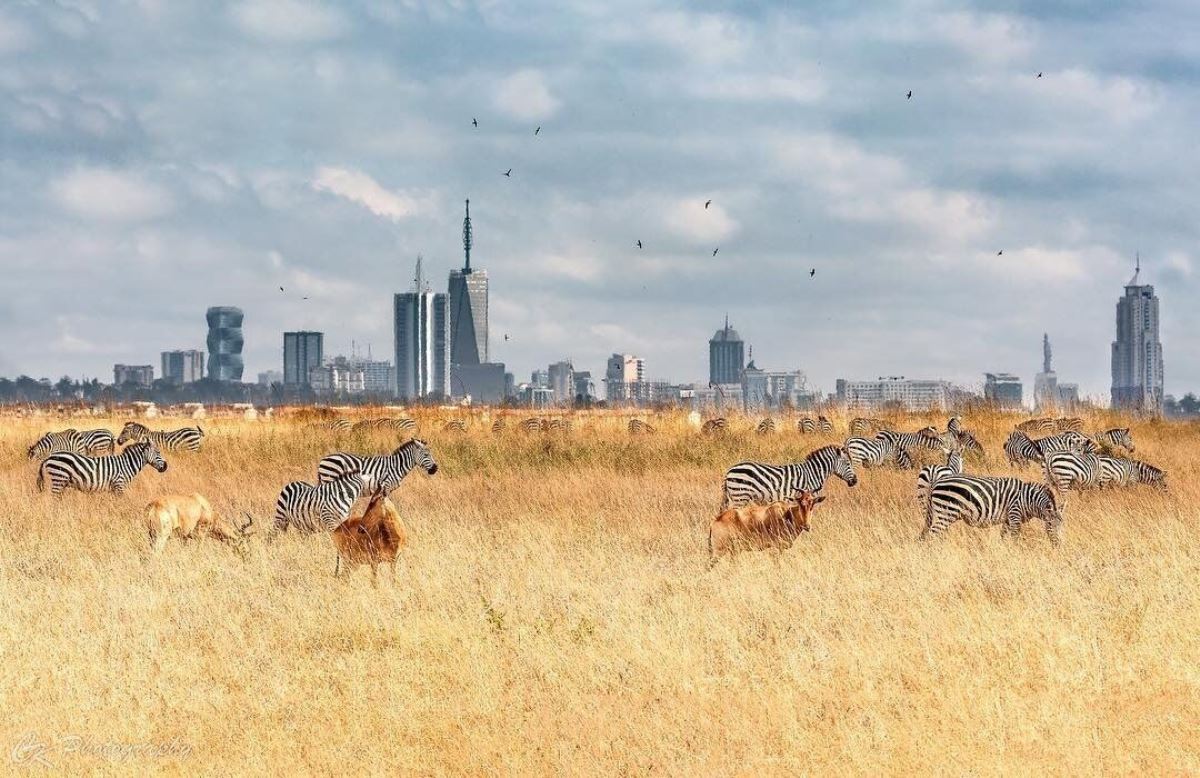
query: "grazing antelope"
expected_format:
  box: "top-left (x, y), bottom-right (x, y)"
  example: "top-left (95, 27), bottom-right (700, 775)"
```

top-left (145, 493), bottom-right (253, 554)
top-left (332, 489), bottom-right (408, 584)
top-left (709, 490), bottom-right (824, 563)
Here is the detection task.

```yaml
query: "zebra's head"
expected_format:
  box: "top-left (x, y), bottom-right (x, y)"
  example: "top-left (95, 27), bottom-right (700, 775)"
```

top-left (1111, 428), bottom-right (1135, 453)
top-left (1138, 461), bottom-right (1166, 489)
top-left (134, 441), bottom-right (168, 473)
top-left (117, 421), bottom-right (147, 445)
top-left (404, 438), bottom-right (438, 476)
top-left (27, 433), bottom-right (53, 459)
top-left (1036, 484), bottom-right (1064, 525)
top-left (834, 447), bottom-right (858, 487)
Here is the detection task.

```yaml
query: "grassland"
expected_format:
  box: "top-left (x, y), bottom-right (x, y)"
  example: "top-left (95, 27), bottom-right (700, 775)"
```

top-left (1, 409), bottom-right (1198, 775)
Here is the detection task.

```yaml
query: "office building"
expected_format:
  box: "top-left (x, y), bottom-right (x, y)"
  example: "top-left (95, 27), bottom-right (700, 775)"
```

top-left (548, 360), bottom-right (574, 405)
top-left (1111, 257), bottom-right (1164, 412)
top-left (206, 306), bottom-right (244, 382)
top-left (605, 354), bottom-right (646, 402)
top-left (1033, 333), bottom-right (1060, 412)
top-left (310, 356), bottom-right (366, 395)
top-left (161, 350), bottom-right (204, 385)
top-left (394, 256), bottom-right (450, 400)
top-left (448, 200), bottom-right (489, 366)
top-left (113, 364), bottom-right (154, 387)
top-left (573, 371), bottom-right (596, 403)
top-left (452, 363), bottom-right (507, 405)
top-left (985, 373), bottom-right (1024, 409)
top-left (283, 331), bottom-right (324, 386)
top-left (838, 377), bottom-right (951, 411)
top-left (709, 317), bottom-right (745, 385)
top-left (257, 370), bottom-right (283, 386)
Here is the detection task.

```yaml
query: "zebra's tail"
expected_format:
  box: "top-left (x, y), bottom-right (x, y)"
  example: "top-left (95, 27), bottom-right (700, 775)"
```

top-left (35, 466), bottom-right (46, 492)
top-left (196, 425), bottom-right (205, 437)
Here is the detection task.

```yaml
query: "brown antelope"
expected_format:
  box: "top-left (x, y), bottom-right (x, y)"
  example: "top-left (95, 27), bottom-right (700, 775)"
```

top-left (145, 493), bottom-right (253, 554)
top-left (332, 489), bottom-right (408, 584)
top-left (708, 490), bottom-right (824, 564)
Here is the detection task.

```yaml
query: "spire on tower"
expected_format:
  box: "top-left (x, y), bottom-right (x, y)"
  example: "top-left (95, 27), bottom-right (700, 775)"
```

top-left (1043, 333), bottom-right (1052, 374)
top-left (462, 199), bottom-right (473, 272)
top-left (413, 254), bottom-right (426, 293)
top-left (1128, 251), bottom-right (1142, 287)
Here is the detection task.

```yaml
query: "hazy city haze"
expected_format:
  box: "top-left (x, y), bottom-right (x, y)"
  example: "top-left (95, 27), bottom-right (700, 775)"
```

top-left (1, 0), bottom-right (1196, 399)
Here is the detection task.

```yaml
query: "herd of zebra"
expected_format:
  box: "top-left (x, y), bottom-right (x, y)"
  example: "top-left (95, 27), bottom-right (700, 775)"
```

top-left (316, 415), bottom-right (573, 435)
top-left (718, 414), bottom-right (1167, 545)
top-left (31, 422), bottom-right (205, 495)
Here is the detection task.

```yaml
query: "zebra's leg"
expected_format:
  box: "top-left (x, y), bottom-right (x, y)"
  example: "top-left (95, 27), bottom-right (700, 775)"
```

top-left (1044, 514), bottom-right (1063, 546)
top-left (1003, 508), bottom-right (1023, 538)
top-left (334, 554), bottom-right (342, 577)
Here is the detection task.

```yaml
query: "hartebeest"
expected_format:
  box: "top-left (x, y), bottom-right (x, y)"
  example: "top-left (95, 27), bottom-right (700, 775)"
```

top-left (145, 493), bottom-right (253, 554)
top-left (332, 489), bottom-right (408, 584)
top-left (708, 490), bottom-right (824, 564)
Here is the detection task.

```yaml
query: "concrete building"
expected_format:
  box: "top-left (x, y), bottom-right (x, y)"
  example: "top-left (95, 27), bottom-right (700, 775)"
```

top-left (1111, 258), bottom-right (1164, 413)
top-left (394, 256), bottom-right (450, 400)
top-left (452, 363), bottom-right (507, 405)
top-left (604, 354), bottom-right (646, 403)
top-left (113, 364), bottom-right (154, 386)
top-left (283, 331), bottom-right (324, 387)
top-left (709, 317), bottom-right (745, 385)
top-left (985, 373), bottom-right (1024, 409)
top-left (257, 370), bottom-right (283, 386)
top-left (573, 371), bottom-right (596, 403)
top-left (347, 358), bottom-right (394, 395)
top-left (531, 369), bottom-right (549, 389)
top-left (448, 200), bottom-right (489, 366)
top-left (206, 306), bottom-right (244, 382)
top-left (547, 360), bottom-right (575, 405)
top-left (310, 356), bottom-right (366, 395)
top-left (838, 377), bottom-right (951, 412)
top-left (161, 350), bottom-right (204, 385)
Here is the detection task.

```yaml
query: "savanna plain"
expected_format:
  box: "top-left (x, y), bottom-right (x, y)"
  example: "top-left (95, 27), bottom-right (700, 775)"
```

top-left (2, 409), bottom-right (1198, 775)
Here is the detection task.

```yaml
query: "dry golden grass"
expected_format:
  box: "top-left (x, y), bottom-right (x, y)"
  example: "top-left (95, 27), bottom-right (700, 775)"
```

top-left (2, 408), bottom-right (1198, 774)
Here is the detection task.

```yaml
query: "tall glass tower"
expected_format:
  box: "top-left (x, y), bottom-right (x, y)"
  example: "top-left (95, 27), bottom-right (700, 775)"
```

top-left (1111, 257), bottom-right (1164, 413)
top-left (206, 306), bottom-right (244, 382)
top-left (448, 199), bottom-right (489, 365)
top-left (394, 256), bottom-right (450, 399)
top-left (709, 317), bottom-right (745, 385)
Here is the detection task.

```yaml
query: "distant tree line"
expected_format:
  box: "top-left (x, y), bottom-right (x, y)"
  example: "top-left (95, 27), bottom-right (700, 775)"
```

top-left (1165, 393), bottom-right (1200, 417)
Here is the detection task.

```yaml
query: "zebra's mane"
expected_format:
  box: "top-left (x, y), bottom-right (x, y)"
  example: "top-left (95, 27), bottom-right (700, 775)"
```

top-left (806, 444), bottom-right (845, 462)
top-left (390, 438), bottom-right (428, 456)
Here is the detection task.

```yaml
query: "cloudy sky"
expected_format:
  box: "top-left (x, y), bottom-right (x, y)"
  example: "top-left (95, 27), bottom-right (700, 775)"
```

top-left (1, 0), bottom-right (1196, 400)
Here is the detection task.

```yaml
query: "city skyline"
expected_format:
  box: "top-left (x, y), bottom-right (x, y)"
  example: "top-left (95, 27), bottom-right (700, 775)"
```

top-left (1, 3), bottom-right (1197, 399)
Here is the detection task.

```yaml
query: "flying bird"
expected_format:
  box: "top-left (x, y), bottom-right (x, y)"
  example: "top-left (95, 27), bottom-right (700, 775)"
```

top-left (810, 268), bottom-right (816, 278)
top-left (535, 126), bottom-right (541, 135)
top-left (997, 250), bottom-right (1003, 256)
top-left (906, 90), bottom-right (912, 99)
top-left (504, 334), bottom-right (510, 341)
top-left (704, 199), bottom-right (712, 209)
top-left (472, 118), bottom-right (478, 127)
top-left (1037, 72), bottom-right (1043, 78)
top-left (636, 240), bottom-right (643, 249)
top-left (503, 169), bottom-right (512, 177)
top-left (279, 286), bottom-right (284, 292)
top-left (712, 248), bottom-right (719, 257)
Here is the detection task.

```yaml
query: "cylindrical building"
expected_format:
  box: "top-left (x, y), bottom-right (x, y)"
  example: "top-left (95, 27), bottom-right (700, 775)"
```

top-left (206, 306), bottom-right (244, 382)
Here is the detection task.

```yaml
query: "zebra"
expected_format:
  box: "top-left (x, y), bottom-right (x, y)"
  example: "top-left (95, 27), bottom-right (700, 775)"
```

top-left (1055, 417), bottom-right (1085, 433)
top-left (28, 429), bottom-right (85, 459)
top-left (702, 418), bottom-right (728, 435)
top-left (117, 421), bottom-right (205, 452)
top-left (849, 417), bottom-right (887, 436)
top-left (845, 435), bottom-right (913, 469)
top-left (545, 418), bottom-right (572, 434)
top-left (316, 438), bottom-right (439, 495)
top-left (947, 416), bottom-right (963, 435)
top-left (916, 450), bottom-right (966, 508)
top-left (273, 472), bottom-right (373, 533)
top-left (1093, 428), bottom-right (1135, 454)
top-left (1035, 431), bottom-right (1098, 457)
top-left (519, 417), bottom-right (545, 433)
top-left (944, 417), bottom-right (983, 458)
top-left (877, 427), bottom-right (948, 461)
top-left (628, 419), bottom-right (656, 435)
top-left (442, 419), bottom-right (467, 433)
top-left (352, 417), bottom-right (418, 435)
top-left (755, 418), bottom-right (777, 435)
top-left (318, 418), bottom-right (353, 432)
top-left (797, 417), bottom-right (817, 433)
top-left (1043, 450), bottom-right (1104, 492)
top-left (37, 441), bottom-right (168, 496)
top-left (491, 418), bottom-right (507, 434)
top-left (817, 416), bottom-right (834, 433)
top-left (1004, 430), bottom-right (1042, 467)
top-left (721, 445), bottom-right (858, 509)
top-left (1016, 418), bottom-right (1056, 434)
top-left (1097, 456), bottom-right (1166, 490)
top-left (922, 474), bottom-right (1063, 543)
top-left (79, 429), bottom-right (116, 455)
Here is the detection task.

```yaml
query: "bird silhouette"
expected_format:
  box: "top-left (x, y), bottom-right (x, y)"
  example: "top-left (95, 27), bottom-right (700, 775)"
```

top-left (997, 250), bottom-right (1003, 256)
top-left (503, 169), bottom-right (512, 177)
top-left (279, 286), bottom-right (284, 292)
top-left (302, 296), bottom-right (309, 300)
top-left (472, 118), bottom-right (478, 127)
top-left (534, 126), bottom-right (541, 135)
top-left (810, 268), bottom-right (816, 278)
top-left (1037, 72), bottom-right (1043, 78)
top-left (906, 90), bottom-right (912, 99)
top-left (704, 199), bottom-right (712, 209)
top-left (712, 248), bottom-right (719, 257)
top-left (504, 334), bottom-right (510, 341)
top-left (636, 240), bottom-right (643, 249)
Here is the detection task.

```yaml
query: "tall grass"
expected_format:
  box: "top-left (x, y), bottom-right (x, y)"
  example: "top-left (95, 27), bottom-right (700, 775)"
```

top-left (1, 409), bottom-right (1197, 774)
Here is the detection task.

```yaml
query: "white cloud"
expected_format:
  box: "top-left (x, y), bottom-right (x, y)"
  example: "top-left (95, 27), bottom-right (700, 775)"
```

top-left (311, 166), bottom-right (427, 221)
top-left (932, 12), bottom-right (1033, 66)
top-left (493, 69), bottom-right (560, 122)
top-left (689, 74), bottom-right (825, 104)
top-left (662, 198), bottom-right (738, 244)
top-left (49, 168), bottom-right (174, 222)
top-left (229, 0), bottom-right (348, 42)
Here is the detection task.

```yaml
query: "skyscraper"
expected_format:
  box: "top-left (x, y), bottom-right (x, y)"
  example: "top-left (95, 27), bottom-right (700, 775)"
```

top-left (394, 256), bottom-right (450, 400)
top-left (206, 306), bottom-right (244, 382)
top-left (283, 331), bottom-right (324, 386)
top-left (448, 200), bottom-right (488, 365)
top-left (709, 317), bottom-right (745, 385)
top-left (161, 350), bottom-right (204, 385)
top-left (1111, 257), bottom-right (1164, 412)
top-left (1033, 333), bottom-right (1059, 412)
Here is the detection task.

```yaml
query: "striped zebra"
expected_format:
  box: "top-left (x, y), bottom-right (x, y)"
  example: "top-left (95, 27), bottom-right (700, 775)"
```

top-left (1016, 418), bottom-right (1055, 434)
top-left (491, 418), bottom-right (507, 434)
top-left (1035, 431), bottom-right (1098, 456)
top-left (877, 427), bottom-right (948, 460)
top-left (817, 416), bottom-right (834, 433)
top-left (1097, 456), bottom-right (1166, 490)
top-left (849, 418), bottom-right (887, 436)
top-left (922, 474), bottom-right (1063, 543)
top-left (79, 429), bottom-right (116, 455)
top-left (1093, 428), bottom-right (1135, 454)
top-left (118, 421), bottom-right (205, 452)
top-left (545, 418), bottom-right (572, 434)
top-left (28, 429), bottom-right (85, 459)
top-left (1006, 430), bottom-right (1095, 466)
top-left (944, 417), bottom-right (983, 458)
top-left (846, 436), bottom-right (913, 469)
top-left (273, 472), bottom-right (373, 533)
top-left (1043, 450), bottom-right (1104, 492)
top-left (628, 419), bottom-right (656, 435)
top-left (442, 419), bottom-right (467, 433)
top-left (702, 418), bottom-right (728, 435)
top-left (518, 417), bottom-right (544, 433)
top-left (37, 441), bottom-right (168, 496)
top-left (316, 438), bottom-right (439, 495)
top-left (916, 450), bottom-right (966, 507)
top-left (755, 418), bottom-right (777, 435)
top-left (797, 417), bottom-right (818, 433)
top-left (1004, 430), bottom-right (1042, 467)
top-left (1055, 417), bottom-right (1085, 433)
top-left (721, 445), bottom-right (858, 509)
top-left (352, 417), bottom-right (418, 435)
top-left (317, 418), bottom-right (352, 432)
